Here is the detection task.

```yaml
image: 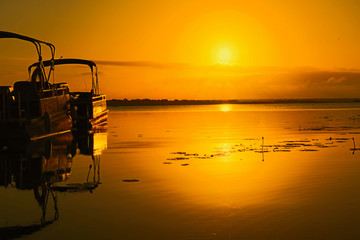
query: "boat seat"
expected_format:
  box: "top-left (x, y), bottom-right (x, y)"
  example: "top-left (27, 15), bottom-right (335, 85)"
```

top-left (13, 81), bottom-right (38, 99)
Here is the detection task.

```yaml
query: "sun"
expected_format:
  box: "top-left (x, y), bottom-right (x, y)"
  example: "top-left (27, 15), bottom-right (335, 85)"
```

top-left (217, 48), bottom-right (231, 65)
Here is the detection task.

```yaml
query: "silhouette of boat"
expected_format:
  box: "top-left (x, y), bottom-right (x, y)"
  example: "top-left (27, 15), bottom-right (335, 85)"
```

top-left (0, 31), bottom-right (72, 140)
top-left (29, 58), bottom-right (108, 133)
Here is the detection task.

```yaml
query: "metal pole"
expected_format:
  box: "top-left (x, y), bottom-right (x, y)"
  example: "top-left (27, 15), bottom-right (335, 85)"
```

top-left (2, 93), bottom-right (5, 121)
top-left (18, 92), bottom-right (21, 125)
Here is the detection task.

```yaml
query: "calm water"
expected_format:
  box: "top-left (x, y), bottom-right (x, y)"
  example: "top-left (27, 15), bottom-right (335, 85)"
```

top-left (2, 103), bottom-right (360, 239)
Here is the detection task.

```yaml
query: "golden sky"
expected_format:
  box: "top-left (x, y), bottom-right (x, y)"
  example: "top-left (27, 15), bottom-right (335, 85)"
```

top-left (1, 0), bottom-right (360, 99)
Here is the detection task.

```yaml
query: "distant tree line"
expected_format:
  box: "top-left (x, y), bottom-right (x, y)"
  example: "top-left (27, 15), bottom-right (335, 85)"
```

top-left (107, 98), bottom-right (360, 106)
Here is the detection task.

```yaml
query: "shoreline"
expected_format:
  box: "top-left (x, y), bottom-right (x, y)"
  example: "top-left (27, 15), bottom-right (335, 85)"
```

top-left (107, 98), bottom-right (360, 107)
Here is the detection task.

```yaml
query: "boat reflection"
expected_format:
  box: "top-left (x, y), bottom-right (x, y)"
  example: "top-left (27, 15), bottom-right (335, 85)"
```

top-left (52, 130), bottom-right (107, 193)
top-left (0, 129), bottom-right (107, 239)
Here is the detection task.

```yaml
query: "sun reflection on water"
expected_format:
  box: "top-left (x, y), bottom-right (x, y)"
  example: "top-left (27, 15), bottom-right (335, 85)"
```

top-left (220, 104), bottom-right (231, 112)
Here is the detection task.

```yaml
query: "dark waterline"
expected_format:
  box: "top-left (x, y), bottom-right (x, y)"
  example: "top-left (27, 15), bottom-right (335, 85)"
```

top-left (109, 101), bottom-right (360, 112)
top-left (107, 98), bottom-right (360, 107)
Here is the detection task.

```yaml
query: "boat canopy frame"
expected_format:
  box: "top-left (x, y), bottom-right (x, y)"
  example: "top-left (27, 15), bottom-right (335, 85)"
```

top-left (28, 58), bottom-right (100, 95)
top-left (0, 31), bottom-right (56, 86)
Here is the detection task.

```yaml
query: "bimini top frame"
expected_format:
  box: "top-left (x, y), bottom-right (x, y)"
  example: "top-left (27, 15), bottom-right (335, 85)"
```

top-left (28, 58), bottom-right (100, 95)
top-left (0, 31), bottom-right (56, 85)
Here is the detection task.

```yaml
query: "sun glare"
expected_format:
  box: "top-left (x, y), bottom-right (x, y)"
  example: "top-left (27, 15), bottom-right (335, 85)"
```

top-left (220, 104), bottom-right (231, 112)
top-left (217, 48), bottom-right (231, 65)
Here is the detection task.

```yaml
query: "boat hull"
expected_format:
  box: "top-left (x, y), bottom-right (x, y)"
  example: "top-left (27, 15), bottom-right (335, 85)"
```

top-left (71, 93), bottom-right (108, 132)
top-left (0, 84), bottom-right (73, 140)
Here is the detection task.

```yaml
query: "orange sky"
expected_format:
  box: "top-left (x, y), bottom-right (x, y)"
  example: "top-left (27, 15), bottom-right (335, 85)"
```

top-left (1, 0), bottom-right (360, 99)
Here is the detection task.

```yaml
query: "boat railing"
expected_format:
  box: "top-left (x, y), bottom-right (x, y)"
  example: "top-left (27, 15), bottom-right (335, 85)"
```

top-left (92, 94), bottom-right (106, 101)
top-left (41, 86), bottom-right (69, 99)
top-left (70, 92), bottom-right (105, 101)
top-left (0, 31), bottom-right (56, 90)
top-left (28, 58), bottom-right (100, 95)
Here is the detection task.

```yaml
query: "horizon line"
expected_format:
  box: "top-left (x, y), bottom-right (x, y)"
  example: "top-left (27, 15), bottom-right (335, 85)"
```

top-left (106, 98), bottom-right (360, 106)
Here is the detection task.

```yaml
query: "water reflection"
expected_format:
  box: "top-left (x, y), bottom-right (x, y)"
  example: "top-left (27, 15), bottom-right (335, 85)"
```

top-left (0, 129), bottom-right (107, 239)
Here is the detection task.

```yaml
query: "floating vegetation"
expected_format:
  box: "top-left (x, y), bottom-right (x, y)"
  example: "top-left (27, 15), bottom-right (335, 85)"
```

top-left (300, 126), bottom-right (325, 131)
top-left (171, 151), bottom-right (187, 155)
top-left (170, 152), bottom-right (199, 156)
top-left (163, 162), bottom-right (172, 164)
top-left (301, 126), bottom-right (360, 132)
top-left (254, 150), bottom-right (270, 153)
top-left (123, 179), bottom-right (140, 182)
top-left (273, 148), bottom-right (291, 152)
top-left (167, 157), bottom-right (190, 160)
top-left (184, 153), bottom-right (199, 156)
top-left (194, 156), bottom-right (212, 159)
top-left (181, 164), bottom-right (189, 166)
top-left (166, 134), bottom-right (359, 164)
top-left (326, 137), bottom-right (349, 141)
top-left (334, 138), bottom-right (350, 140)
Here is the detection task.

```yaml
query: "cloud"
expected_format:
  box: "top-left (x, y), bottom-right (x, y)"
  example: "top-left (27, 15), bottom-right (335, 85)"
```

top-left (248, 68), bottom-right (360, 98)
top-left (41, 59), bottom-right (360, 99)
top-left (94, 60), bottom-right (300, 74)
top-left (95, 60), bottom-right (188, 69)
